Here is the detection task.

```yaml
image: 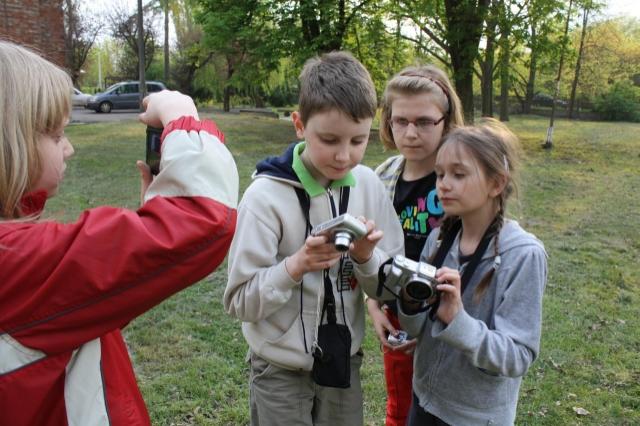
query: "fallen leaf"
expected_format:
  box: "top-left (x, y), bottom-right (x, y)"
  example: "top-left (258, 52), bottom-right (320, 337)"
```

top-left (573, 407), bottom-right (590, 416)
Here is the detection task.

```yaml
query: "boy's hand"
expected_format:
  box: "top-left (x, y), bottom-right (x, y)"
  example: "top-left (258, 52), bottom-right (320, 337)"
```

top-left (435, 267), bottom-right (463, 324)
top-left (139, 90), bottom-right (199, 128)
top-left (285, 235), bottom-right (343, 282)
top-left (349, 217), bottom-right (383, 264)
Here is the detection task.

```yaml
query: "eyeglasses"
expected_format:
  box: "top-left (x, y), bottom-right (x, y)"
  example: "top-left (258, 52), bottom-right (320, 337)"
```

top-left (390, 116), bottom-right (446, 133)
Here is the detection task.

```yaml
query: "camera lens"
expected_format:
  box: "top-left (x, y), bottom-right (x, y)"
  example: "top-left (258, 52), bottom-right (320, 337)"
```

top-left (333, 231), bottom-right (353, 252)
top-left (406, 277), bottom-right (435, 301)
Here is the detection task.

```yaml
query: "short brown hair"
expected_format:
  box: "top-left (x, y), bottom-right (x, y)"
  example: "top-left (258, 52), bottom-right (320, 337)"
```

top-left (380, 65), bottom-right (464, 150)
top-left (298, 51), bottom-right (377, 125)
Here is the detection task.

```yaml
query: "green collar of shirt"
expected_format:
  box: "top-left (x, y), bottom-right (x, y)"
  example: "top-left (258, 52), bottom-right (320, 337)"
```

top-left (292, 142), bottom-right (356, 197)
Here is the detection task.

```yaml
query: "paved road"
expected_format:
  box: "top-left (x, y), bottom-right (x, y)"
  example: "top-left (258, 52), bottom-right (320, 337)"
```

top-left (71, 107), bottom-right (140, 124)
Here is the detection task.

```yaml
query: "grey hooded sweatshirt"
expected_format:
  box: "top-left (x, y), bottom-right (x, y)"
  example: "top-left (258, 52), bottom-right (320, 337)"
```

top-left (398, 220), bottom-right (547, 425)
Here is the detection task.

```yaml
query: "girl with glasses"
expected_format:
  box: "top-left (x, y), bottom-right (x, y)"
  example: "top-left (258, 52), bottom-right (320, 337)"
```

top-left (367, 65), bottom-right (464, 426)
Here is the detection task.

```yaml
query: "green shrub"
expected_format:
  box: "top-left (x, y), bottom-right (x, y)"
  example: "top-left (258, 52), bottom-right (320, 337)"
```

top-left (594, 81), bottom-right (640, 122)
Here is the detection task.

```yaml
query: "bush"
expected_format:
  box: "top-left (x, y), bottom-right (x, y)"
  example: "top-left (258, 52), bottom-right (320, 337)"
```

top-left (594, 81), bottom-right (640, 122)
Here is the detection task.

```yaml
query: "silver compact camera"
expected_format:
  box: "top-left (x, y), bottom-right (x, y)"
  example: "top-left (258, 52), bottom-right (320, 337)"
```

top-left (311, 214), bottom-right (368, 252)
top-left (387, 330), bottom-right (408, 346)
top-left (385, 255), bottom-right (439, 301)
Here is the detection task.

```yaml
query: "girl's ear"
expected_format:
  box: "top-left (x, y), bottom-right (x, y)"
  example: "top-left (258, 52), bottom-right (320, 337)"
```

top-left (292, 111), bottom-right (305, 139)
top-left (489, 173), bottom-right (508, 198)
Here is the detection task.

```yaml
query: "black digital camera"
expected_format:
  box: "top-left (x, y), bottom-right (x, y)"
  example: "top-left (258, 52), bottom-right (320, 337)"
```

top-left (145, 126), bottom-right (163, 175)
top-left (385, 255), bottom-right (439, 301)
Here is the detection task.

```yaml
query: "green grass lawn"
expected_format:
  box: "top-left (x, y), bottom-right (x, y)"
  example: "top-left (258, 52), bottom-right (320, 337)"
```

top-left (48, 113), bottom-right (640, 425)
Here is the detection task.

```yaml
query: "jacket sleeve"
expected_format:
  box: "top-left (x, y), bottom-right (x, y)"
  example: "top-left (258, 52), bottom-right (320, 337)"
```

top-left (431, 245), bottom-right (547, 377)
top-left (0, 120), bottom-right (238, 355)
top-left (223, 186), bottom-right (300, 322)
top-left (353, 174), bottom-right (404, 299)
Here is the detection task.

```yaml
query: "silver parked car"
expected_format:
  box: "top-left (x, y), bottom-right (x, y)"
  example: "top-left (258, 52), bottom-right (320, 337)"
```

top-left (85, 81), bottom-right (166, 113)
top-left (72, 88), bottom-right (91, 107)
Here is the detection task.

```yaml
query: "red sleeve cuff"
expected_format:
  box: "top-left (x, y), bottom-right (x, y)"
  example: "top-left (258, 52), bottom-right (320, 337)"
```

top-left (160, 116), bottom-right (225, 144)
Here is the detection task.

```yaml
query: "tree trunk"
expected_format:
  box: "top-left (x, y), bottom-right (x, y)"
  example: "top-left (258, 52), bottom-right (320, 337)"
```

top-left (481, 9), bottom-right (497, 117)
top-left (164, 0), bottom-right (169, 84)
top-left (543, 0), bottom-right (573, 149)
top-left (569, 7), bottom-right (589, 119)
top-left (524, 22), bottom-right (537, 114)
top-left (452, 64), bottom-right (475, 123)
top-left (137, 0), bottom-right (146, 111)
top-left (498, 0), bottom-right (510, 121)
top-left (224, 59), bottom-right (234, 112)
top-left (444, 0), bottom-right (491, 124)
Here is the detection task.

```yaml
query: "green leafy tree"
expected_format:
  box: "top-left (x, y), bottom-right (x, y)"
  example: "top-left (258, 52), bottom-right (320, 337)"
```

top-left (196, 0), bottom-right (281, 111)
top-left (170, 0), bottom-right (216, 98)
top-left (396, 0), bottom-right (491, 122)
top-left (108, 3), bottom-right (158, 79)
top-left (594, 80), bottom-right (639, 121)
top-left (63, 0), bottom-right (102, 86)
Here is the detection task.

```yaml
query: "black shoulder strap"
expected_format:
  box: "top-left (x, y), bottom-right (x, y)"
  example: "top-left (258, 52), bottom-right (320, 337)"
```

top-left (428, 218), bottom-right (497, 319)
top-left (293, 186), bottom-right (312, 352)
top-left (431, 220), bottom-right (462, 269)
top-left (339, 187), bottom-right (350, 215)
top-left (294, 186), bottom-right (312, 237)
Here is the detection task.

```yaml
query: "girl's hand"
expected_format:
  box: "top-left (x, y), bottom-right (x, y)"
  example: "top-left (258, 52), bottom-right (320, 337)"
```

top-left (435, 267), bottom-right (463, 324)
top-left (366, 299), bottom-right (397, 349)
top-left (139, 90), bottom-right (199, 128)
top-left (392, 338), bottom-right (417, 354)
top-left (285, 235), bottom-right (343, 282)
top-left (350, 217), bottom-right (383, 264)
top-left (136, 160), bottom-right (153, 205)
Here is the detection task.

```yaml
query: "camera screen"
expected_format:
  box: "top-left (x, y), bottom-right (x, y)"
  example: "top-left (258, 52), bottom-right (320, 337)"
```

top-left (146, 126), bottom-right (162, 175)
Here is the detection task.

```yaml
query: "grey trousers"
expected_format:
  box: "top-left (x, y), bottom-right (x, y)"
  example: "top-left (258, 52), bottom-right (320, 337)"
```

top-left (248, 351), bottom-right (364, 426)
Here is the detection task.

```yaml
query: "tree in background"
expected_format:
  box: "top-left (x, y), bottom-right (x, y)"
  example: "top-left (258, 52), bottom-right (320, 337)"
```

top-left (273, 0), bottom-right (374, 60)
top-left (170, 0), bottom-right (216, 99)
top-left (108, 3), bottom-right (158, 79)
top-left (197, 0), bottom-right (281, 111)
top-left (63, 0), bottom-right (102, 86)
top-left (396, 0), bottom-right (491, 123)
top-left (542, 0), bottom-right (573, 149)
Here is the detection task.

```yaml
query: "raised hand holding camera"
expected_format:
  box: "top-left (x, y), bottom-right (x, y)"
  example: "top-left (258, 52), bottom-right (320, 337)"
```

top-left (432, 266), bottom-right (463, 324)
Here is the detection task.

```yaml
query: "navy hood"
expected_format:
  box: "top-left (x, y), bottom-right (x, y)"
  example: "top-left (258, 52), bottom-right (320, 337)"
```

top-left (255, 142), bottom-right (300, 182)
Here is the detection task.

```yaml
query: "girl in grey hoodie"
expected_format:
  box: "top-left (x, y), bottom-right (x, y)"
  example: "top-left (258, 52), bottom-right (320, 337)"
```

top-left (398, 119), bottom-right (547, 426)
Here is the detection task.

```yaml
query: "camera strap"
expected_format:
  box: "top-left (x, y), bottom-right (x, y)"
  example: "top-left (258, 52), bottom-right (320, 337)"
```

top-left (428, 218), bottom-right (498, 319)
top-left (293, 186), bottom-right (351, 354)
top-left (321, 187), bottom-right (350, 326)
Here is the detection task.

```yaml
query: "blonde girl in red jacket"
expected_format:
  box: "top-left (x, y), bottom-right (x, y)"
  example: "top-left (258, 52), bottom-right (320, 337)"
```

top-left (0, 41), bottom-right (238, 425)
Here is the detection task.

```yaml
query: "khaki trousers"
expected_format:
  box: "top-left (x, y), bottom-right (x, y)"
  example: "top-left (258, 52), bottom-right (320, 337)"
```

top-left (248, 351), bottom-right (364, 426)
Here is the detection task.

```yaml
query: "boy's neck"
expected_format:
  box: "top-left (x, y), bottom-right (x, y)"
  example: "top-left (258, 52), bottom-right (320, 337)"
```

top-left (300, 149), bottom-right (330, 188)
top-left (459, 202), bottom-right (500, 256)
top-left (402, 154), bottom-right (436, 181)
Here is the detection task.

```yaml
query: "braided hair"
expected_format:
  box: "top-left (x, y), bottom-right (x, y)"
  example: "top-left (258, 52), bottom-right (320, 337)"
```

top-left (430, 118), bottom-right (521, 303)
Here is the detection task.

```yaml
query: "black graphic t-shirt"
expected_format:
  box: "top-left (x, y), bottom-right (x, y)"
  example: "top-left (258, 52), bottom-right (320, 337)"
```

top-left (393, 172), bottom-right (444, 261)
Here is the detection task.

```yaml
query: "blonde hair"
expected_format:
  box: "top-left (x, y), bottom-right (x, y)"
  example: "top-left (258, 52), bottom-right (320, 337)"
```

top-left (435, 118), bottom-right (521, 302)
top-left (298, 51), bottom-right (377, 125)
top-left (380, 65), bottom-right (464, 150)
top-left (0, 40), bottom-right (72, 219)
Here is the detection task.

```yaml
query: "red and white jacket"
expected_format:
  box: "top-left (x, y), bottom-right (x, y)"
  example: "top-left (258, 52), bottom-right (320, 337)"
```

top-left (0, 117), bottom-right (238, 425)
